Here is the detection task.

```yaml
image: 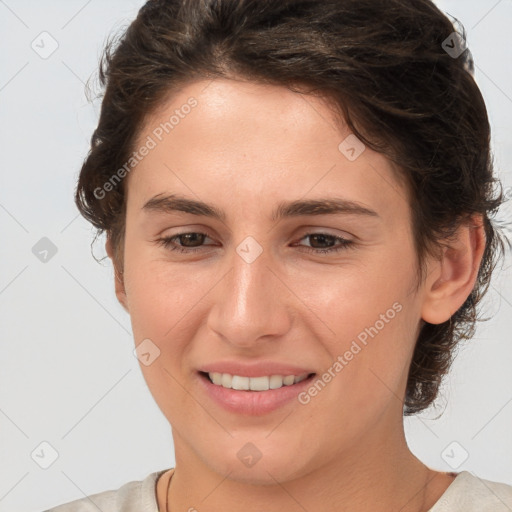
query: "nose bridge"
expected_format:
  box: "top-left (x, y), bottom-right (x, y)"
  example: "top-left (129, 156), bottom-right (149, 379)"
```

top-left (207, 237), bottom-right (290, 345)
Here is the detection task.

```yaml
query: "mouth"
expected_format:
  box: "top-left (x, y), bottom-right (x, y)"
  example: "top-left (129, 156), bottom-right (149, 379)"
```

top-left (199, 371), bottom-right (315, 391)
top-left (197, 370), bottom-right (317, 415)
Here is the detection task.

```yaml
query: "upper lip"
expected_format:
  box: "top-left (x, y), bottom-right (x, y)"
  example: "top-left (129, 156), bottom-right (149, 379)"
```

top-left (198, 361), bottom-right (316, 378)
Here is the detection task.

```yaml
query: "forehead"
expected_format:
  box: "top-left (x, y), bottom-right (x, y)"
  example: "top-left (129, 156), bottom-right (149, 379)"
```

top-left (128, 78), bottom-right (409, 222)
top-left (139, 78), bottom-right (345, 152)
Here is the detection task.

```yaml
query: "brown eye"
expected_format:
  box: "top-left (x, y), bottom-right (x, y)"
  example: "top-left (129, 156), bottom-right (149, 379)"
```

top-left (175, 233), bottom-right (207, 247)
top-left (296, 232), bottom-right (355, 255)
top-left (157, 231), bottom-right (213, 253)
top-left (305, 233), bottom-right (337, 249)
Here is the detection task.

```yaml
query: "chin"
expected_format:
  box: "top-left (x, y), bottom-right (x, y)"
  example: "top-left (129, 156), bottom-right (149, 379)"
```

top-left (196, 438), bottom-right (317, 485)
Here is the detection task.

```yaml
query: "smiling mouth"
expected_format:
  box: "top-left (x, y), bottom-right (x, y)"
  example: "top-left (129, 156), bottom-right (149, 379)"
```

top-left (199, 371), bottom-right (316, 391)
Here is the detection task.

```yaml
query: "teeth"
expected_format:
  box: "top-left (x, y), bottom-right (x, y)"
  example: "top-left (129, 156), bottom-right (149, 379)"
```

top-left (207, 372), bottom-right (310, 391)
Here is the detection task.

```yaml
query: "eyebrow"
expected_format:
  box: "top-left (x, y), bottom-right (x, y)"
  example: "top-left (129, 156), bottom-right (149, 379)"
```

top-left (142, 194), bottom-right (380, 222)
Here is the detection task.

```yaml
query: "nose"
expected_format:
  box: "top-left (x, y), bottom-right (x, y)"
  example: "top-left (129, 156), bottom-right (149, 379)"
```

top-left (206, 241), bottom-right (292, 349)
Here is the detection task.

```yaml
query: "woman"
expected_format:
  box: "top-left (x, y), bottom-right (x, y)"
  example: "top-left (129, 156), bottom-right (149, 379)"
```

top-left (47, 0), bottom-right (512, 510)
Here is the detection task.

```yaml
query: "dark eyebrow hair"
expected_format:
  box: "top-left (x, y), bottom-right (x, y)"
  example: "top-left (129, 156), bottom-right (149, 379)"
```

top-left (142, 194), bottom-right (380, 222)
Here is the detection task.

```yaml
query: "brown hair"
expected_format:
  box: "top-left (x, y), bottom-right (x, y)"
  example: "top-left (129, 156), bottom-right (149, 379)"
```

top-left (76, 0), bottom-right (507, 415)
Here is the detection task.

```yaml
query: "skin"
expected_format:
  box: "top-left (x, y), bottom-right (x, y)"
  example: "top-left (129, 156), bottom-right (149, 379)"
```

top-left (105, 78), bottom-right (485, 512)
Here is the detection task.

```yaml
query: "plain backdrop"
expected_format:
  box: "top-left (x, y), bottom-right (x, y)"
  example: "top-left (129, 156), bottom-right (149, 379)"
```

top-left (0, 1), bottom-right (511, 511)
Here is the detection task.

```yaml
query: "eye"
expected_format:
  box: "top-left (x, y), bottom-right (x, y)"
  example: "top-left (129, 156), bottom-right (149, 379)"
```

top-left (156, 231), bottom-right (214, 254)
top-left (294, 232), bottom-right (355, 255)
top-left (156, 230), bottom-right (355, 256)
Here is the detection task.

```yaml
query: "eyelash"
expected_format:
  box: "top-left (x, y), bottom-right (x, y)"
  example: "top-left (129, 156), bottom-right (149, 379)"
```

top-left (156, 231), bottom-right (355, 255)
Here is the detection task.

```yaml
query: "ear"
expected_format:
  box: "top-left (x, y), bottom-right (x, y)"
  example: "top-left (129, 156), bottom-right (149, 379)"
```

top-left (421, 215), bottom-right (486, 324)
top-left (105, 236), bottom-right (129, 312)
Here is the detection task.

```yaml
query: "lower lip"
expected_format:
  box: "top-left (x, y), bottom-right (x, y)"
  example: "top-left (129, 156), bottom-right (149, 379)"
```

top-left (197, 372), bottom-right (316, 415)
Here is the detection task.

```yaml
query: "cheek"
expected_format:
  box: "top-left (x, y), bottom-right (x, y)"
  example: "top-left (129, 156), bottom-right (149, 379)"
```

top-left (123, 238), bottom-right (208, 338)
top-left (292, 253), bottom-right (415, 344)
top-left (293, 253), bottom-right (419, 408)
top-left (123, 257), bottom-right (206, 421)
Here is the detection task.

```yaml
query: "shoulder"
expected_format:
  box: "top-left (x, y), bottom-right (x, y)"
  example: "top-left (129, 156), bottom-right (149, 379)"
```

top-left (430, 471), bottom-right (512, 512)
top-left (44, 469), bottom-right (167, 512)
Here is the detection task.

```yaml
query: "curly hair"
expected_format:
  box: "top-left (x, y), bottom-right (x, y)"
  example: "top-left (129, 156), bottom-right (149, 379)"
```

top-left (75, 0), bottom-right (506, 415)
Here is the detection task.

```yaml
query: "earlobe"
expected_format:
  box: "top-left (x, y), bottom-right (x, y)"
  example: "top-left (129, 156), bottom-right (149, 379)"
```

top-left (105, 237), bottom-right (129, 313)
top-left (421, 216), bottom-right (486, 325)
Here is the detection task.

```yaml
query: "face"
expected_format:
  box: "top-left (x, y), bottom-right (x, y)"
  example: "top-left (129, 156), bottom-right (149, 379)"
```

top-left (113, 78), bottom-right (429, 483)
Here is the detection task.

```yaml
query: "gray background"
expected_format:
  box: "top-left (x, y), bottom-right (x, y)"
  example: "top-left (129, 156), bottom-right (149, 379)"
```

top-left (0, 1), bottom-right (511, 511)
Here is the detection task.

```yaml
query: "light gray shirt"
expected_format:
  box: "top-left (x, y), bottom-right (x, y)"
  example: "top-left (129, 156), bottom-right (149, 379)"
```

top-left (44, 468), bottom-right (512, 511)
